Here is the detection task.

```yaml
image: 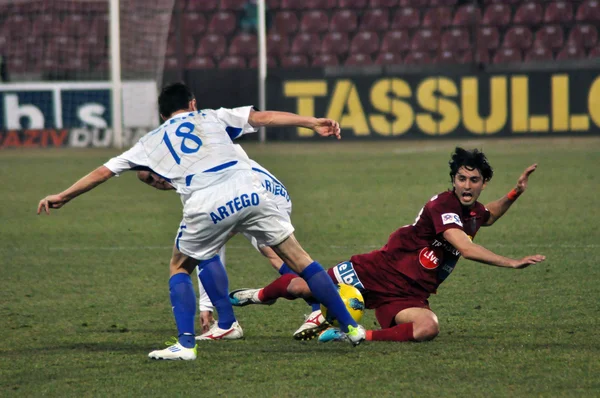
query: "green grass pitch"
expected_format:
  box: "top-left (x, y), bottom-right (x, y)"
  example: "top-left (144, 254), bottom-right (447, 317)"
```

top-left (1, 137), bottom-right (599, 396)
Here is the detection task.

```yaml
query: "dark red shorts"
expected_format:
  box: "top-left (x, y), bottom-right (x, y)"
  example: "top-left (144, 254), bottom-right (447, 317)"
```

top-left (327, 263), bottom-right (431, 329)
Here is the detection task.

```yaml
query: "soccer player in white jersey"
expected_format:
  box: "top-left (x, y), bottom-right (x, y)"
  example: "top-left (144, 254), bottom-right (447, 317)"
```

top-left (37, 82), bottom-right (365, 360)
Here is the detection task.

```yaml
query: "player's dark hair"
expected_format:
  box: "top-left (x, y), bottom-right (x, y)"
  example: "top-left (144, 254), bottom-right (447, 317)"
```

top-left (158, 82), bottom-right (194, 118)
top-left (449, 147), bottom-right (493, 182)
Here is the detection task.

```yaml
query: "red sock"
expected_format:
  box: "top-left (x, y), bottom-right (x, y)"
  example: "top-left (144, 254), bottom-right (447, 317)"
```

top-left (258, 274), bottom-right (298, 302)
top-left (366, 323), bottom-right (415, 342)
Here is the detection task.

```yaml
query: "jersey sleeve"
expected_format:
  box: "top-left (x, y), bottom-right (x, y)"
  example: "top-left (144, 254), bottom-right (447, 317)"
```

top-left (103, 141), bottom-right (149, 176)
top-left (215, 106), bottom-right (258, 140)
top-left (428, 198), bottom-right (465, 235)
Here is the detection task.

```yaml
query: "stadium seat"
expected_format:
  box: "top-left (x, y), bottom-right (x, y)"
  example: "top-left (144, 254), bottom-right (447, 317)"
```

top-left (291, 33), bottom-right (321, 57)
top-left (229, 33), bottom-right (258, 57)
top-left (360, 9), bottom-right (390, 32)
top-left (568, 25), bottom-right (598, 49)
top-left (483, 0), bottom-right (519, 3)
top-left (430, 0), bottom-right (457, 6)
top-left (267, 0), bottom-right (281, 9)
top-left (330, 10), bottom-right (358, 32)
top-left (441, 28), bottom-right (470, 51)
top-left (438, 50), bottom-right (460, 64)
top-left (164, 57), bottom-right (180, 70)
top-left (312, 54), bottom-right (340, 66)
top-left (477, 27), bottom-right (500, 50)
top-left (493, 48), bottom-right (522, 64)
top-left (474, 48), bottom-right (491, 64)
top-left (404, 51), bottom-right (433, 65)
top-left (589, 45), bottom-right (600, 58)
top-left (89, 15), bottom-right (109, 40)
top-left (208, 12), bottom-right (237, 35)
top-left (280, 54), bottom-right (309, 67)
top-left (31, 14), bottom-right (64, 37)
top-left (219, 55), bottom-right (247, 69)
top-left (482, 4), bottom-right (511, 27)
top-left (381, 30), bottom-right (411, 53)
top-left (513, 2), bottom-right (543, 26)
top-left (182, 13), bottom-right (207, 36)
top-left (186, 0), bottom-right (218, 11)
top-left (61, 55), bottom-right (91, 72)
top-left (196, 34), bottom-right (227, 58)
top-left (338, 0), bottom-right (369, 8)
top-left (64, 14), bottom-right (89, 37)
top-left (534, 25), bottom-right (564, 51)
top-left (524, 45), bottom-right (553, 62)
top-left (369, 0), bottom-right (398, 7)
top-left (186, 56), bottom-right (216, 69)
top-left (423, 7), bottom-right (453, 28)
top-left (321, 32), bottom-right (350, 56)
top-left (350, 32), bottom-right (380, 56)
top-left (249, 56), bottom-right (278, 68)
top-left (411, 29), bottom-right (440, 51)
top-left (556, 44), bottom-right (586, 60)
top-left (399, 0), bottom-right (429, 7)
top-left (375, 51), bottom-right (402, 65)
top-left (272, 11), bottom-right (299, 34)
top-left (280, 0), bottom-right (307, 9)
top-left (345, 53), bottom-right (374, 66)
top-left (391, 8), bottom-right (421, 30)
top-left (544, 2), bottom-right (573, 24)
top-left (267, 33), bottom-right (289, 56)
top-left (183, 36), bottom-right (197, 56)
top-left (303, 0), bottom-right (338, 8)
top-left (220, 0), bottom-right (247, 10)
top-left (502, 26), bottom-right (534, 50)
top-left (452, 4), bottom-right (481, 26)
top-left (576, 0), bottom-right (600, 22)
top-left (300, 10), bottom-right (329, 33)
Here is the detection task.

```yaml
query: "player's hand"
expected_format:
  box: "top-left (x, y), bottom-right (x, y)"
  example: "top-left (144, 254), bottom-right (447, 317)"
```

top-left (200, 310), bottom-right (215, 333)
top-left (37, 194), bottom-right (68, 215)
top-left (515, 164), bottom-right (537, 194)
top-left (313, 118), bottom-right (341, 140)
top-left (136, 170), bottom-right (175, 191)
top-left (512, 254), bottom-right (546, 269)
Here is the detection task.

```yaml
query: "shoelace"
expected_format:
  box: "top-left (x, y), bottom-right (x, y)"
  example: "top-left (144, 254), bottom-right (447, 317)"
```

top-left (164, 337), bottom-right (178, 347)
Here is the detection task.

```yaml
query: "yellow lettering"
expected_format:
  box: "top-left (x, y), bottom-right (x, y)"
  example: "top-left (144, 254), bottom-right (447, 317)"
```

top-left (416, 78), bottom-right (459, 135)
top-left (570, 115), bottom-right (589, 130)
top-left (588, 76), bottom-right (600, 128)
top-left (369, 79), bottom-right (414, 136)
top-left (551, 75), bottom-right (569, 131)
top-left (511, 76), bottom-right (528, 132)
top-left (326, 80), bottom-right (370, 136)
top-left (283, 81), bottom-right (327, 136)
top-left (462, 76), bottom-right (507, 134)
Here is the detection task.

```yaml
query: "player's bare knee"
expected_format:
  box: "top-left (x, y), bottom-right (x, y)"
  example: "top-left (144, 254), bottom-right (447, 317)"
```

top-left (287, 278), bottom-right (311, 299)
top-left (413, 318), bottom-right (439, 341)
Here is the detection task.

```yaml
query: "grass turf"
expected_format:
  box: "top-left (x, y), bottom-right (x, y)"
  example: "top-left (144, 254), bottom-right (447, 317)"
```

top-left (1, 137), bottom-right (599, 397)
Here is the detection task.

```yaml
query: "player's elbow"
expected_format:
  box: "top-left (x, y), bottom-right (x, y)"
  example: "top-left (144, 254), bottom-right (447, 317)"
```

top-left (248, 110), bottom-right (271, 127)
top-left (460, 246), bottom-right (477, 261)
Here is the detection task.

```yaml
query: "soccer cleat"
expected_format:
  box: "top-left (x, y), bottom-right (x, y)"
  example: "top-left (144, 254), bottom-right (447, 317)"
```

top-left (148, 339), bottom-right (197, 360)
top-left (229, 288), bottom-right (275, 307)
top-left (195, 321), bottom-right (244, 341)
top-left (318, 324), bottom-right (366, 346)
top-left (293, 310), bottom-right (329, 341)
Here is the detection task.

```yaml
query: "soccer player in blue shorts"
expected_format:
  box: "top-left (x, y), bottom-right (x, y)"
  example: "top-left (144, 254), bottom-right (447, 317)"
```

top-left (37, 82), bottom-right (366, 360)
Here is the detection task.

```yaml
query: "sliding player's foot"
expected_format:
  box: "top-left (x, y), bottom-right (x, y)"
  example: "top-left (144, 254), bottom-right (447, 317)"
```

top-left (318, 324), bottom-right (366, 347)
top-left (229, 288), bottom-right (275, 306)
top-left (195, 321), bottom-right (243, 341)
top-left (293, 310), bottom-right (328, 341)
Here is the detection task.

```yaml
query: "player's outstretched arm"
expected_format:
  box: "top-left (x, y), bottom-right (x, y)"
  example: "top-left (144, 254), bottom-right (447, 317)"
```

top-left (136, 170), bottom-right (175, 191)
top-left (484, 164), bottom-right (537, 226)
top-left (248, 110), bottom-right (341, 139)
top-left (37, 166), bottom-right (115, 215)
top-left (443, 228), bottom-right (545, 269)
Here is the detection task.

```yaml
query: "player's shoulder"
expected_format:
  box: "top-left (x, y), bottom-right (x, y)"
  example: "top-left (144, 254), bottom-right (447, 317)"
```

top-left (471, 200), bottom-right (488, 216)
top-left (425, 190), bottom-right (461, 211)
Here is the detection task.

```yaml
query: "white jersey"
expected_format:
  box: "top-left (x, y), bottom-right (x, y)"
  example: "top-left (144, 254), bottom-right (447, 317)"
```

top-left (104, 106), bottom-right (257, 204)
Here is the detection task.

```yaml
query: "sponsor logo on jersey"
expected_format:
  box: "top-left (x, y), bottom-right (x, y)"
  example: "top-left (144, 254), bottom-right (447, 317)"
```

top-left (419, 247), bottom-right (441, 270)
top-left (441, 212), bottom-right (463, 227)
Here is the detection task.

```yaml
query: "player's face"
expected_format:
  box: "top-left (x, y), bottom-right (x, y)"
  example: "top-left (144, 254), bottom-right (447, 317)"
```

top-left (452, 166), bottom-right (486, 207)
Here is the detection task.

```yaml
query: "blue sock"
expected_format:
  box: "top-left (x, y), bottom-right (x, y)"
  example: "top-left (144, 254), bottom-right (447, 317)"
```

top-left (278, 262), bottom-right (297, 276)
top-left (199, 255), bottom-right (236, 330)
top-left (299, 262), bottom-right (358, 332)
top-left (169, 273), bottom-right (196, 348)
top-left (310, 302), bottom-right (321, 312)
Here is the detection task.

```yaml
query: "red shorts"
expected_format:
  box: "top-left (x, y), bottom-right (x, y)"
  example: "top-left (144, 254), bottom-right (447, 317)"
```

top-left (327, 262), bottom-right (431, 329)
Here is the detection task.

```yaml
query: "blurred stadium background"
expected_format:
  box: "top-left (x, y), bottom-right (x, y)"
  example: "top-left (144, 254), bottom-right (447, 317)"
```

top-left (0, 0), bottom-right (599, 147)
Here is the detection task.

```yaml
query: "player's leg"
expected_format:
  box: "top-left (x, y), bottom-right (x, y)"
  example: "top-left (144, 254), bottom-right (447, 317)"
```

top-left (148, 247), bottom-right (200, 360)
top-left (367, 304), bottom-right (438, 343)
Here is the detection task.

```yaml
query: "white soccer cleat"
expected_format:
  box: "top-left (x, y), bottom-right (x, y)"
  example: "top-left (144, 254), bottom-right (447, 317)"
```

top-left (148, 341), bottom-right (197, 360)
top-left (229, 288), bottom-right (275, 307)
top-left (318, 324), bottom-right (366, 347)
top-left (345, 324), bottom-right (366, 346)
top-left (293, 310), bottom-right (329, 341)
top-left (195, 321), bottom-right (244, 341)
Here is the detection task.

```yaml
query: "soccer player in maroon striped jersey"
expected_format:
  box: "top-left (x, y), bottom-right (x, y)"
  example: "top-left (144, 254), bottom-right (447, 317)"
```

top-left (230, 147), bottom-right (545, 343)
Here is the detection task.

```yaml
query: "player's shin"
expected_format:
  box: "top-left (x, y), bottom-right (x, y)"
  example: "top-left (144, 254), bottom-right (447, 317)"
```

top-left (299, 262), bottom-right (358, 333)
top-left (198, 255), bottom-right (236, 329)
top-left (367, 323), bottom-right (415, 342)
top-left (169, 273), bottom-right (197, 348)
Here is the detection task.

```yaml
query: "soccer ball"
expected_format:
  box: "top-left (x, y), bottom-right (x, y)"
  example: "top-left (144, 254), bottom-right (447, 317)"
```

top-left (320, 284), bottom-right (365, 327)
